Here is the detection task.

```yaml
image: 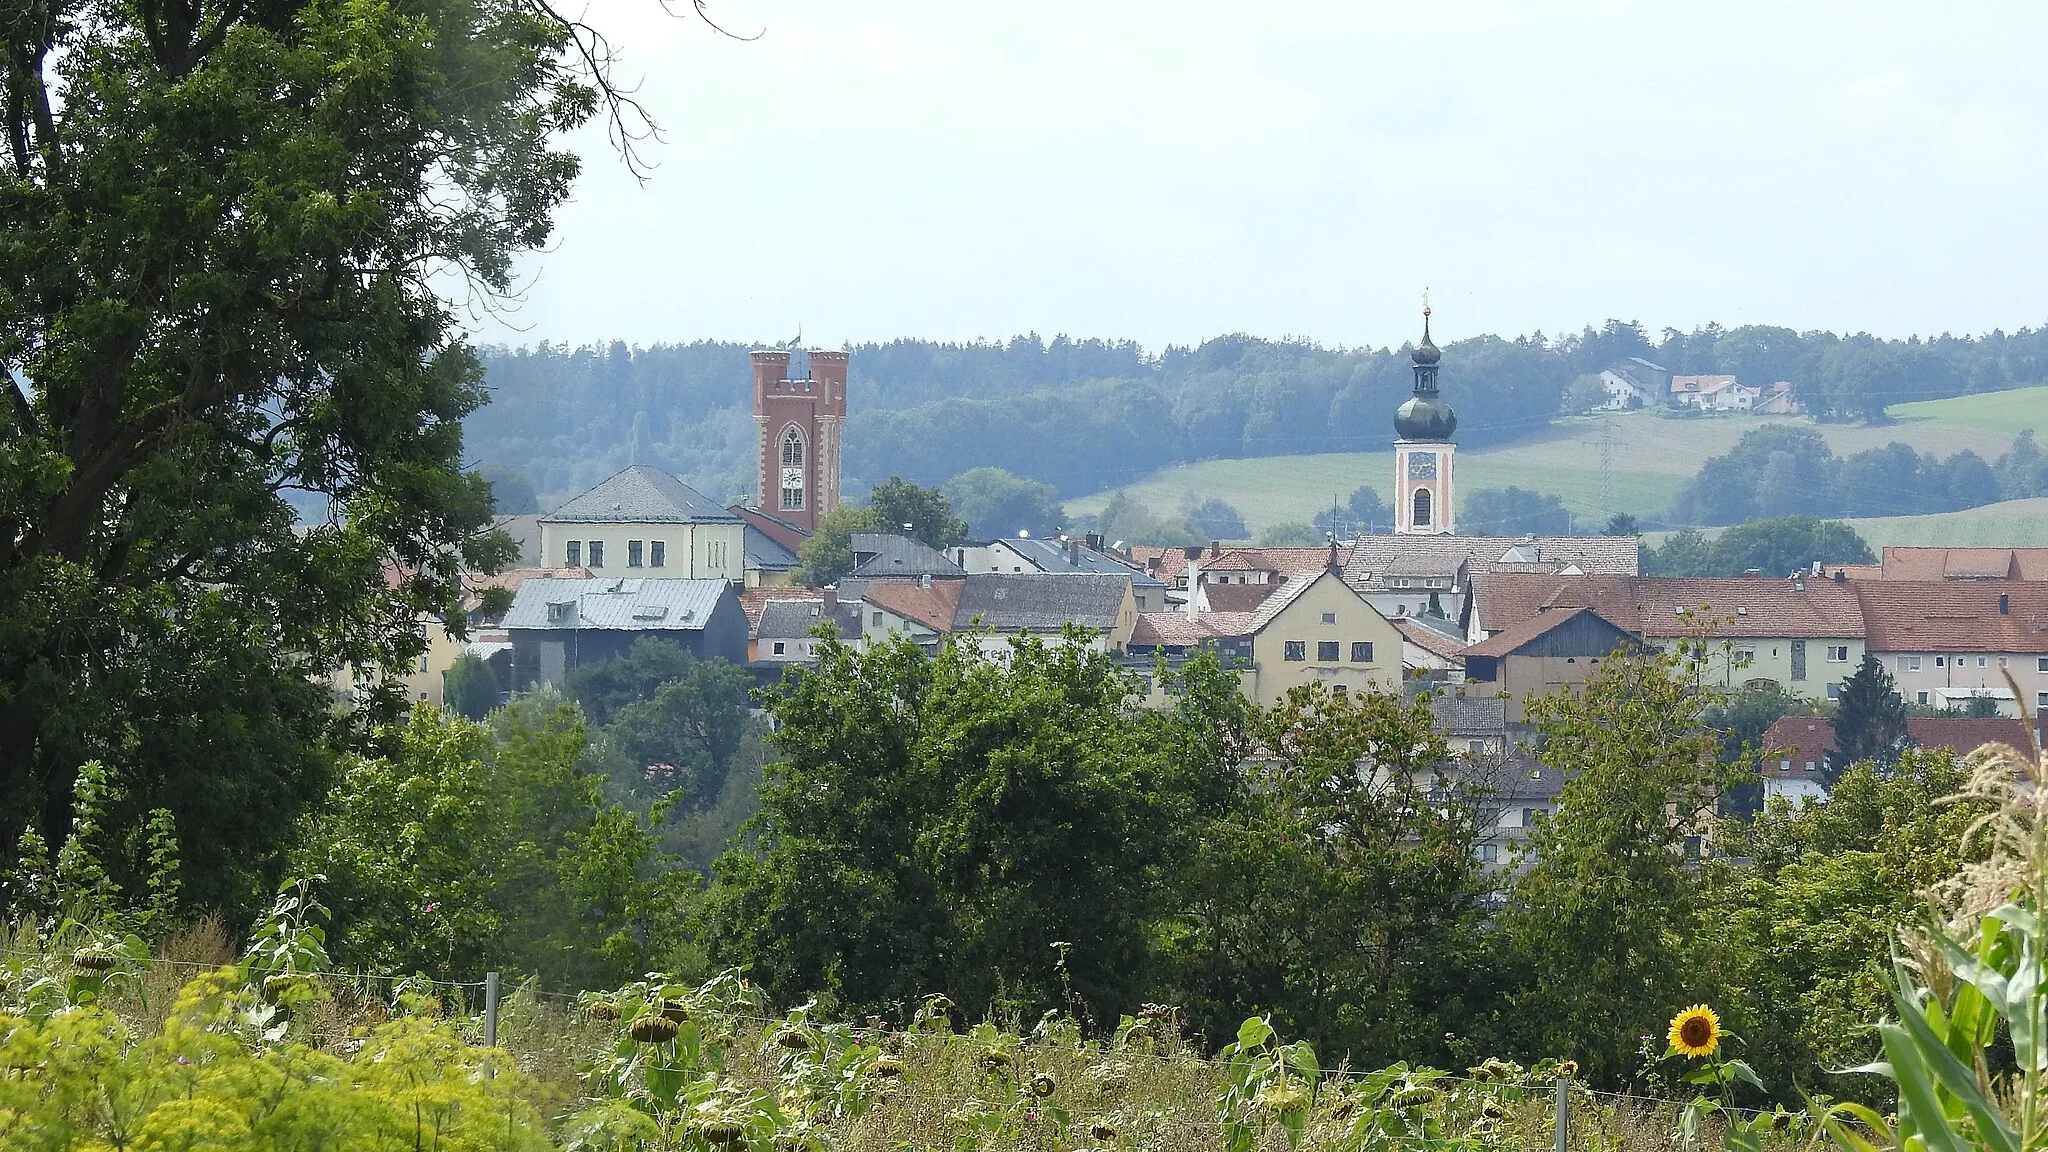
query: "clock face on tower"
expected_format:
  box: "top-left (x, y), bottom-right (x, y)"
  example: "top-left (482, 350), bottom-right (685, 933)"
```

top-left (1407, 452), bottom-right (1438, 480)
top-left (781, 466), bottom-right (804, 490)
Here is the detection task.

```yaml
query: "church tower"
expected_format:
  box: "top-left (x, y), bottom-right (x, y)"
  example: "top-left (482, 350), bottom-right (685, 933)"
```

top-left (1393, 303), bottom-right (1457, 535)
top-left (752, 346), bottom-right (847, 532)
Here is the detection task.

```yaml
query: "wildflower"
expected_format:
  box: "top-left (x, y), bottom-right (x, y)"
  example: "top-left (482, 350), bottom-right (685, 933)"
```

top-left (629, 1015), bottom-right (680, 1043)
top-left (1089, 1122), bottom-right (1118, 1141)
top-left (1255, 1083), bottom-right (1310, 1114)
top-left (1556, 1060), bottom-right (1578, 1079)
top-left (868, 1056), bottom-right (904, 1078)
top-left (1391, 1085), bottom-right (1439, 1109)
top-left (1482, 1100), bottom-right (1508, 1120)
top-left (981, 1047), bottom-right (1012, 1069)
top-left (423, 902), bottom-right (439, 914)
top-left (1667, 1005), bottom-right (1721, 1058)
top-left (1031, 1072), bottom-right (1058, 1098)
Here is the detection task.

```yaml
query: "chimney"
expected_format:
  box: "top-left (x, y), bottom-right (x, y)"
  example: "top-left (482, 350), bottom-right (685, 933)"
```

top-left (921, 573), bottom-right (933, 590)
top-left (1209, 540), bottom-right (1221, 559)
top-left (1085, 532), bottom-right (1103, 552)
top-left (1327, 539), bottom-right (1340, 576)
top-left (822, 586), bottom-right (838, 616)
top-left (2000, 593), bottom-right (2010, 614)
top-left (1833, 569), bottom-right (1845, 583)
top-left (1146, 556), bottom-right (1161, 573)
top-left (1068, 539), bottom-right (1081, 567)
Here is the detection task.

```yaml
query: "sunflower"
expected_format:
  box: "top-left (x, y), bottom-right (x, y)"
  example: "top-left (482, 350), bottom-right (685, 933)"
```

top-left (1668, 1005), bottom-right (1721, 1058)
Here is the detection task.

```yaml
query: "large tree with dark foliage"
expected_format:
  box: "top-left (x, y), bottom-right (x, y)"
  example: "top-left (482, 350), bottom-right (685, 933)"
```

top-left (0, 0), bottom-right (632, 915)
top-left (1829, 655), bottom-right (1911, 780)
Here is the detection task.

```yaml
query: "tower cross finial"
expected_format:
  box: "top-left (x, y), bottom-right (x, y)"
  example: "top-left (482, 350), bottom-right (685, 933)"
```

top-left (1422, 287), bottom-right (1430, 318)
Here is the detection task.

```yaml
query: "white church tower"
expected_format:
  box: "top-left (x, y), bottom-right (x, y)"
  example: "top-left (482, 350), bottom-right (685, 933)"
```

top-left (1393, 301), bottom-right (1457, 535)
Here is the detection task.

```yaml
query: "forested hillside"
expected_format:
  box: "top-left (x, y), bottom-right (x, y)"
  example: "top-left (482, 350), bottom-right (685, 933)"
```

top-left (472, 322), bottom-right (2048, 509)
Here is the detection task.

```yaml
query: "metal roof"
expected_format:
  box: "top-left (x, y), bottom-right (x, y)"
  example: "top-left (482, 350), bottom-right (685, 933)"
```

top-left (849, 534), bottom-right (966, 578)
top-left (954, 573), bottom-right (1129, 632)
top-left (757, 597), bottom-right (833, 639)
top-left (1001, 537), bottom-right (1165, 585)
top-left (542, 465), bottom-right (739, 524)
top-left (745, 525), bottom-right (799, 570)
top-left (501, 577), bottom-right (730, 631)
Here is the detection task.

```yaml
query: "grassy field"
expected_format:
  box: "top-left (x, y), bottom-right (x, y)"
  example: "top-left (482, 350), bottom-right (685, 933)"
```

top-left (1644, 497), bottom-right (2048, 550)
top-left (1065, 408), bottom-right (2021, 534)
top-left (1889, 384), bottom-right (2048, 435)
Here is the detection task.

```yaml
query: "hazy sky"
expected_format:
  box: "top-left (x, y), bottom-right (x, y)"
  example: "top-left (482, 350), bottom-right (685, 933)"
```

top-left (471, 0), bottom-right (2048, 353)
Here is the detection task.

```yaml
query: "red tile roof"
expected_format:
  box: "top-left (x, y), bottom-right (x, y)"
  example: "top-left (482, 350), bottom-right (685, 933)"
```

top-left (1394, 618), bottom-right (1467, 661)
top-left (1856, 582), bottom-right (2048, 653)
top-left (1471, 574), bottom-right (1867, 639)
top-left (1200, 582), bottom-right (1280, 612)
top-left (861, 579), bottom-right (964, 633)
top-left (1131, 611), bottom-right (1256, 647)
top-left (1761, 715), bottom-right (2037, 765)
top-left (1460, 606), bottom-right (1630, 659)
top-left (1879, 547), bottom-right (2048, 581)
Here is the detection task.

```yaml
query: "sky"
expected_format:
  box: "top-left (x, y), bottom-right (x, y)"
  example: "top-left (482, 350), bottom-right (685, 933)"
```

top-left (470, 0), bottom-right (2048, 353)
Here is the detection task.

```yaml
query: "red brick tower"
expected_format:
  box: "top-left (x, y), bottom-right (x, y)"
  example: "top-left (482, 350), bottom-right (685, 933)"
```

top-left (752, 348), bottom-right (847, 532)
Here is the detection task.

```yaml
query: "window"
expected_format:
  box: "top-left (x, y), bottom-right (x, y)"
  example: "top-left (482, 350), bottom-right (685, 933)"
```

top-left (587, 540), bottom-right (604, 567)
top-left (1522, 808), bottom-right (1539, 828)
top-left (565, 540), bottom-right (581, 566)
top-left (628, 540), bottom-right (644, 568)
top-left (419, 656), bottom-right (430, 673)
top-left (1352, 641), bottom-right (1374, 662)
top-left (1320, 611), bottom-right (1337, 625)
top-left (779, 426), bottom-right (806, 510)
top-left (1317, 641), bottom-right (1341, 662)
top-left (1411, 488), bottom-right (1432, 528)
top-left (1901, 655), bottom-right (1921, 672)
top-left (1978, 656), bottom-right (1988, 668)
top-left (2039, 691), bottom-right (2048, 709)
top-left (2039, 658), bottom-right (2048, 673)
top-left (1467, 740), bottom-right (1487, 754)
top-left (870, 611), bottom-right (884, 628)
top-left (1916, 691), bottom-right (1929, 705)
top-left (1331, 684), bottom-right (1348, 695)
top-left (650, 541), bottom-right (666, 568)
top-left (1826, 682), bottom-right (1842, 700)
top-left (1827, 645), bottom-right (1848, 662)
top-left (1284, 641), bottom-right (1307, 661)
top-left (1476, 843), bottom-right (1498, 863)
top-left (1935, 656), bottom-right (1945, 667)
top-left (772, 641), bottom-right (786, 656)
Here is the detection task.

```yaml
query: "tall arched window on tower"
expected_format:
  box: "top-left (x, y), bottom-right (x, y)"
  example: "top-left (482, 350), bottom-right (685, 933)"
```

top-left (779, 426), bottom-right (807, 511)
top-left (1412, 488), bottom-right (1432, 529)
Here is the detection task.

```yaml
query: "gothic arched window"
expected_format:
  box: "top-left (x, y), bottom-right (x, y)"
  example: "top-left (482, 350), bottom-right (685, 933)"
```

top-left (1412, 488), bottom-right (1432, 528)
top-left (779, 426), bottom-right (807, 511)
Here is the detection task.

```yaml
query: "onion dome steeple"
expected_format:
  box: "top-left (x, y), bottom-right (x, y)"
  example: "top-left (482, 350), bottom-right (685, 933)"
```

top-left (1393, 296), bottom-right (1456, 441)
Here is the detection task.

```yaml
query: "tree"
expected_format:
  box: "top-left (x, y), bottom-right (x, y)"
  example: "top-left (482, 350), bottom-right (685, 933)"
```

top-left (0, 0), bottom-right (613, 916)
top-left (1645, 528), bottom-right (1714, 576)
top-left (1491, 645), bottom-right (1747, 1083)
top-left (1708, 516), bottom-right (1873, 577)
top-left (442, 656), bottom-right (500, 721)
top-left (579, 658), bottom-right (754, 807)
top-left (1167, 684), bottom-right (1487, 1066)
top-left (1347, 486), bottom-right (1393, 534)
top-left (1603, 514), bottom-right (1639, 537)
top-left (1461, 487), bottom-right (1572, 535)
top-left (1565, 373), bottom-right (1609, 412)
top-left (865, 477), bottom-right (969, 549)
top-left (1258, 521), bottom-right (1323, 547)
top-left (1185, 498), bottom-right (1249, 541)
top-left (941, 467), bottom-right (1064, 541)
top-left (477, 463), bottom-right (541, 515)
top-left (1829, 654), bottom-right (1910, 779)
top-left (297, 700), bottom-right (688, 989)
top-left (794, 505), bottom-right (885, 587)
top-left (701, 632), bottom-right (1246, 1022)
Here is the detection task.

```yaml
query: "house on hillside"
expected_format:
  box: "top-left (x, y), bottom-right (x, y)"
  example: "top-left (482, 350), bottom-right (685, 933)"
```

top-left (502, 577), bottom-right (746, 688)
top-left (1468, 573), bottom-right (1867, 702)
top-left (1754, 382), bottom-right (1801, 414)
top-left (1670, 375), bottom-right (1760, 411)
top-left (1858, 581), bottom-right (2048, 717)
top-left (953, 572), bottom-right (1139, 654)
top-left (1459, 606), bottom-right (1643, 723)
top-left (952, 534), bottom-right (1167, 611)
top-left (1598, 358), bottom-right (1667, 409)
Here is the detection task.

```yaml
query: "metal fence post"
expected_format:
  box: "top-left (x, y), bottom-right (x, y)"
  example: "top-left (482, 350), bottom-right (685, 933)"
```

top-left (1554, 1076), bottom-right (1569, 1152)
top-left (484, 971), bottom-right (501, 1048)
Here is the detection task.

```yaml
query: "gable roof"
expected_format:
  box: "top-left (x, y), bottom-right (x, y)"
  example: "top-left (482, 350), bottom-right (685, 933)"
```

top-left (731, 505), bottom-right (812, 553)
top-left (502, 577), bottom-right (731, 631)
top-left (1857, 581), bottom-right (2048, 652)
top-left (1879, 547), bottom-right (2048, 581)
top-left (743, 525), bottom-right (800, 571)
top-left (543, 465), bottom-right (738, 524)
top-left (1200, 582), bottom-right (1280, 612)
top-left (999, 537), bottom-right (1165, 584)
top-left (758, 597), bottom-right (835, 639)
top-left (863, 579), bottom-right (965, 633)
top-left (954, 573), bottom-right (1130, 632)
top-left (850, 534), bottom-right (966, 579)
top-left (1428, 693), bottom-right (1505, 735)
top-left (1124, 545), bottom-right (1334, 587)
top-left (1344, 535), bottom-right (1638, 592)
top-left (1244, 568), bottom-right (1339, 633)
top-left (1671, 374), bottom-right (1740, 394)
top-left (1471, 574), bottom-right (1867, 639)
top-left (1460, 606), bottom-right (1633, 659)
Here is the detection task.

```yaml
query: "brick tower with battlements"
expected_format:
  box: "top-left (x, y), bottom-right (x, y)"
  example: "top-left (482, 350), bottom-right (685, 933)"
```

top-left (752, 347), bottom-right (846, 532)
